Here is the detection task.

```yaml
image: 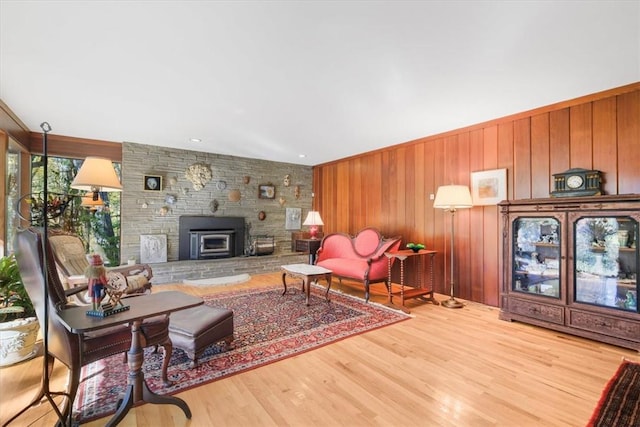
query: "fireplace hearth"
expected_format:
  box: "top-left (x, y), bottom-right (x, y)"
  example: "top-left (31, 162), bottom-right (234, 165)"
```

top-left (179, 216), bottom-right (245, 260)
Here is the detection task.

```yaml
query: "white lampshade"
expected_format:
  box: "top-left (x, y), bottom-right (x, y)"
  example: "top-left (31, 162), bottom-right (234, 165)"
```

top-left (303, 211), bottom-right (324, 239)
top-left (433, 185), bottom-right (473, 209)
top-left (71, 157), bottom-right (123, 193)
top-left (303, 211), bottom-right (324, 226)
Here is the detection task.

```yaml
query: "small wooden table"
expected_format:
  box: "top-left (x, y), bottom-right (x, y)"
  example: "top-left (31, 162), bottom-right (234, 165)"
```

top-left (57, 291), bottom-right (203, 426)
top-left (281, 264), bottom-right (332, 306)
top-left (294, 238), bottom-right (322, 264)
top-left (385, 249), bottom-right (439, 312)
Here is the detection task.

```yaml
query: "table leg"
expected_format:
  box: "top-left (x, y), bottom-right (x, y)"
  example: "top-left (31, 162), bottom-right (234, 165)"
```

top-left (106, 320), bottom-right (192, 427)
top-left (305, 277), bottom-right (311, 306)
top-left (324, 274), bottom-right (332, 301)
top-left (281, 271), bottom-right (288, 296)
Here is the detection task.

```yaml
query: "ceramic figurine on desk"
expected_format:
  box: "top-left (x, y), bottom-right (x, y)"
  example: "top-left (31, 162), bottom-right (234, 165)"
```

top-left (85, 254), bottom-right (107, 311)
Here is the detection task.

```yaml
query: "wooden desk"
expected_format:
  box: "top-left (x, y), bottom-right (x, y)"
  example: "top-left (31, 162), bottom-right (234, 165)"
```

top-left (57, 291), bottom-right (203, 427)
top-left (385, 250), bottom-right (439, 312)
top-left (294, 238), bottom-right (322, 264)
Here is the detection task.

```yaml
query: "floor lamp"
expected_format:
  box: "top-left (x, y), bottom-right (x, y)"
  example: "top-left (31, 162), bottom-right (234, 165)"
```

top-left (433, 185), bottom-right (473, 308)
top-left (4, 122), bottom-right (69, 427)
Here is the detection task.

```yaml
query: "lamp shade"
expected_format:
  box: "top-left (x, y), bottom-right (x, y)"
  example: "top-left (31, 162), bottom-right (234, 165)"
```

top-left (433, 185), bottom-right (473, 209)
top-left (71, 157), bottom-right (123, 193)
top-left (303, 211), bottom-right (324, 226)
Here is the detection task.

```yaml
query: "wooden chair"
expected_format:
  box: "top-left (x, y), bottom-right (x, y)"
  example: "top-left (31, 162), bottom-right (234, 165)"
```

top-left (4, 227), bottom-right (172, 426)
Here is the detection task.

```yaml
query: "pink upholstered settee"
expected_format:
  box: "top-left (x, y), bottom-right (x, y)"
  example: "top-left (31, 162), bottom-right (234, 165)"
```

top-left (315, 227), bottom-right (402, 302)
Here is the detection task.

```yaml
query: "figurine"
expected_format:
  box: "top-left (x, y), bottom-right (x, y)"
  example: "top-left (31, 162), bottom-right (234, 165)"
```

top-left (85, 254), bottom-right (107, 311)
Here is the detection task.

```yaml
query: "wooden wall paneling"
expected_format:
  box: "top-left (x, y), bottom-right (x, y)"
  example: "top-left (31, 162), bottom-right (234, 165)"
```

top-left (549, 108), bottom-right (570, 176)
top-left (381, 150), bottom-right (395, 236)
top-left (442, 134), bottom-right (459, 297)
top-left (592, 96), bottom-right (618, 195)
top-left (413, 143), bottom-right (426, 245)
top-left (513, 118), bottom-right (532, 200)
top-left (0, 100), bottom-right (30, 148)
top-left (530, 113), bottom-right (551, 198)
top-left (497, 122), bottom-right (514, 200)
top-left (616, 91), bottom-right (640, 194)
top-left (28, 133), bottom-right (122, 162)
top-left (456, 132), bottom-right (472, 300)
top-left (336, 162), bottom-right (351, 233)
top-left (483, 124), bottom-right (502, 307)
top-left (569, 103), bottom-right (593, 169)
top-left (312, 85), bottom-right (639, 307)
top-left (468, 129), bottom-right (485, 302)
top-left (422, 142), bottom-right (436, 247)
top-left (321, 164), bottom-right (338, 233)
top-left (432, 138), bottom-right (447, 295)
top-left (366, 153), bottom-right (383, 234)
top-left (349, 159), bottom-right (363, 232)
top-left (395, 146), bottom-right (409, 239)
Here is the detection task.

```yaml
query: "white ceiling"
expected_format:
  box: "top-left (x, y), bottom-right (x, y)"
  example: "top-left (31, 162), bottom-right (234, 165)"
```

top-left (1, 1), bottom-right (638, 166)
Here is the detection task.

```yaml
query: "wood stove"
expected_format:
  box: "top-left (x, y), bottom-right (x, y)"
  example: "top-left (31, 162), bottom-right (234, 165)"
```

top-left (189, 230), bottom-right (235, 259)
top-left (179, 216), bottom-right (245, 260)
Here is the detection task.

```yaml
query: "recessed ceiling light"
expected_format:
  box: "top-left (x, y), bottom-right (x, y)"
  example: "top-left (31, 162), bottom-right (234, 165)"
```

top-left (189, 138), bottom-right (201, 143)
top-left (299, 154), bottom-right (306, 158)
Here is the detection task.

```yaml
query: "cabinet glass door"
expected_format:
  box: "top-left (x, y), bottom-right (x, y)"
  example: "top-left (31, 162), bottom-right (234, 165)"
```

top-left (512, 217), bottom-right (561, 298)
top-left (574, 217), bottom-right (638, 312)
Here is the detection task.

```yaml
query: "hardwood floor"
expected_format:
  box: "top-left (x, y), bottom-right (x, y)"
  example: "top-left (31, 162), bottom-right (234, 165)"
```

top-left (1, 272), bottom-right (638, 426)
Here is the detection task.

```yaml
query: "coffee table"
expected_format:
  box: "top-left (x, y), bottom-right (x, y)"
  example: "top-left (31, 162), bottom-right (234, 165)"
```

top-left (281, 264), bottom-right (332, 306)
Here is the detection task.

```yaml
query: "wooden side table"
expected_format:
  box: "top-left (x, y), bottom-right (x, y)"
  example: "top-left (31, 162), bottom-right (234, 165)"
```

top-left (385, 249), bottom-right (439, 312)
top-left (294, 238), bottom-right (322, 264)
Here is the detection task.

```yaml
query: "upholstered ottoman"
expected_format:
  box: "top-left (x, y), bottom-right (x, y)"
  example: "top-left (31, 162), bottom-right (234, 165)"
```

top-left (168, 305), bottom-right (234, 368)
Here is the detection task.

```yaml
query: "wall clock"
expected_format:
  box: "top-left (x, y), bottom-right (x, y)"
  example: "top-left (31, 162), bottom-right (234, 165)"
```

top-left (550, 168), bottom-right (602, 197)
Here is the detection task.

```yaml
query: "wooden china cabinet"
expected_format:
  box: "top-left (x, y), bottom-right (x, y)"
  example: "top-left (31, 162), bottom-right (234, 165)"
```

top-left (499, 195), bottom-right (640, 351)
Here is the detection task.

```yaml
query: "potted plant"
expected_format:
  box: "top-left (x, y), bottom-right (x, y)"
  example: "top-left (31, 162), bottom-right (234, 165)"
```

top-left (0, 254), bottom-right (39, 366)
top-left (406, 243), bottom-right (425, 253)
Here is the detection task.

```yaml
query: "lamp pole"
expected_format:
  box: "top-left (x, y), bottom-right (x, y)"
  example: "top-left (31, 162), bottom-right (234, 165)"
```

top-left (441, 207), bottom-right (464, 308)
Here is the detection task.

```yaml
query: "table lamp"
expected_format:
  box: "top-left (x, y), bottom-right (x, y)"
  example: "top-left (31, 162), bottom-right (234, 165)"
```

top-left (433, 185), bottom-right (473, 308)
top-left (303, 211), bottom-right (324, 239)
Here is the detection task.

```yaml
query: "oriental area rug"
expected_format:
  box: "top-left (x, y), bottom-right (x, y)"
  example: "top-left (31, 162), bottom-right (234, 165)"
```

top-left (73, 285), bottom-right (410, 423)
top-left (587, 359), bottom-right (640, 427)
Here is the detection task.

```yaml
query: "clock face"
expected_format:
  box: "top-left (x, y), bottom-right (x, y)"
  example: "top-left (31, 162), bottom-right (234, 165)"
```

top-left (566, 175), bottom-right (584, 189)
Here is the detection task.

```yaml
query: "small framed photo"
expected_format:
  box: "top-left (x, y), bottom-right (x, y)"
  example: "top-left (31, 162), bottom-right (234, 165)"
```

top-left (143, 175), bottom-right (162, 192)
top-left (471, 168), bottom-right (507, 205)
top-left (258, 183), bottom-right (276, 199)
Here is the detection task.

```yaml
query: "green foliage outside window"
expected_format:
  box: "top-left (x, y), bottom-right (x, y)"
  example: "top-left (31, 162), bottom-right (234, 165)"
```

top-left (29, 156), bottom-right (122, 266)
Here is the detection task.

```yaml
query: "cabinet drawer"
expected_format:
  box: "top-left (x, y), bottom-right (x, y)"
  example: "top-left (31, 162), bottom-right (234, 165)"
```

top-left (568, 310), bottom-right (640, 342)
top-left (508, 298), bottom-right (564, 325)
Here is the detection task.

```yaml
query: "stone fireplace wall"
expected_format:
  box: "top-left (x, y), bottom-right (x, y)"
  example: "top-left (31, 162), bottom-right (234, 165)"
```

top-left (120, 142), bottom-right (314, 263)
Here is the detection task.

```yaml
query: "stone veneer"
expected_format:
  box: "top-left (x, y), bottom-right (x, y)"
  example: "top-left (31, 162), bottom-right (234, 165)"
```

top-left (149, 252), bottom-right (308, 284)
top-left (120, 142), bottom-right (314, 267)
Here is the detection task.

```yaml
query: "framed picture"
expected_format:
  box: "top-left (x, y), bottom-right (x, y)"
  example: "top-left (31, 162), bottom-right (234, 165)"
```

top-left (140, 234), bottom-right (167, 263)
top-left (285, 207), bottom-right (302, 230)
top-left (143, 175), bottom-right (162, 192)
top-left (258, 183), bottom-right (276, 199)
top-left (471, 168), bottom-right (507, 205)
